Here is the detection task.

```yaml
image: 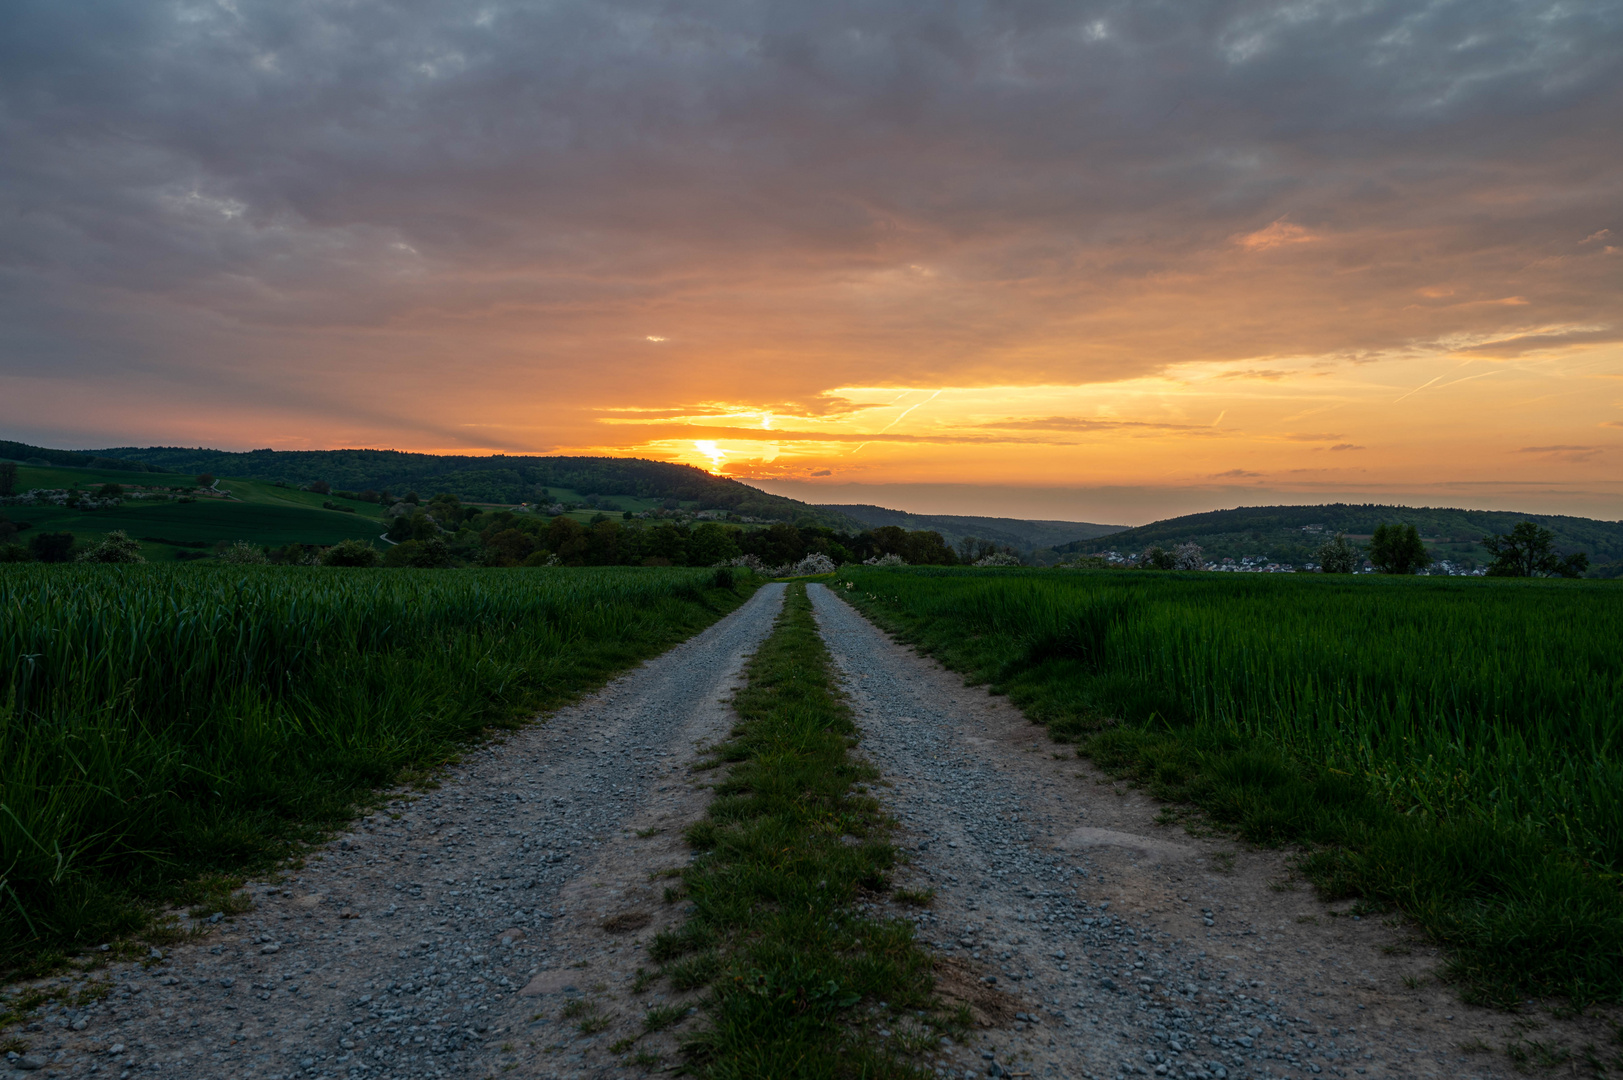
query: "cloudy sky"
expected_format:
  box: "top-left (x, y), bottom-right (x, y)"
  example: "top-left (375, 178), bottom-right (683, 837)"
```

top-left (2, 0), bottom-right (1619, 522)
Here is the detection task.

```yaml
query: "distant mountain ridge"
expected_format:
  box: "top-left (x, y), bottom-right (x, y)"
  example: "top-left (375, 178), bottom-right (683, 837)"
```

top-left (821, 503), bottom-right (1125, 554)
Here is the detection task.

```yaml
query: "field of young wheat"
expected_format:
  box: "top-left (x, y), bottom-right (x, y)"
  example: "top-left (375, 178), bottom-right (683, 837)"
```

top-left (837, 567), bottom-right (1623, 1002)
top-left (0, 563), bottom-right (754, 970)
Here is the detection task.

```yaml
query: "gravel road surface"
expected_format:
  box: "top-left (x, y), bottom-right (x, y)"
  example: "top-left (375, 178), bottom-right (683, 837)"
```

top-left (7, 579), bottom-right (1610, 1080)
top-left (807, 582), bottom-right (1544, 1080)
top-left (4, 584), bottom-right (784, 1080)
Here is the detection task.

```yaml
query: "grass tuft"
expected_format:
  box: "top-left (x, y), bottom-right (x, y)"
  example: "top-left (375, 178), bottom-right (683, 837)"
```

top-left (662, 583), bottom-right (942, 1077)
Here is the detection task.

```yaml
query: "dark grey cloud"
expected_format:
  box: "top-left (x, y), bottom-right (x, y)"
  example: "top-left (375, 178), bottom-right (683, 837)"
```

top-left (1, 0), bottom-right (1620, 442)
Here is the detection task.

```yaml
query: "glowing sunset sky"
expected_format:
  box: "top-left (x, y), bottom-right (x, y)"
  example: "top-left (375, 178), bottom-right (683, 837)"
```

top-left (2, 1), bottom-right (1619, 523)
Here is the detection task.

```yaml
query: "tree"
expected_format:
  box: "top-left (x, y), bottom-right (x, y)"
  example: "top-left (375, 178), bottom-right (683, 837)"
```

top-left (688, 522), bottom-right (741, 566)
top-left (196, 473), bottom-right (216, 488)
top-left (481, 528), bottom-right (539, 566)
top-left (219, 541), bottom-right (269, 565)
top-left (0, 461), bottom-right (18, 496)
top-left (1315, 533), bottom-right (1362, 574)
top-left (97, 483), bottom-right (124, 499)
top-left (29, 531), bottom-right (75, 563)
top-left (306, 479), bottom-right (332, 495)
top-left (1367, 523), bottom-right (1429, 574)
top-left (1483, 521), bottom-right (1590, 578)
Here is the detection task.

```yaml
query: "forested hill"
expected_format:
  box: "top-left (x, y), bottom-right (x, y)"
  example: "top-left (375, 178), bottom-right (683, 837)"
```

top-left (823, 504), bottom-right (1124, 554)
top-left (1053, 503), bottom-right (1623, 567)
top-left (54, 444), bottom-right (859, 528)
top-left (0, 439), bottom-right (164, 473)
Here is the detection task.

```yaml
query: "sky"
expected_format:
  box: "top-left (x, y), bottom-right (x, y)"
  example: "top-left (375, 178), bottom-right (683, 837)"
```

top-left (1, 0), bottom-right (1620, 525)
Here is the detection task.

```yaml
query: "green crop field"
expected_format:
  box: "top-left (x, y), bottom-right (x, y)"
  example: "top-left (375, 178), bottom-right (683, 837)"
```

top-left (835, 566), bottom-right (1623, 1003)
top-left (0, 563), bottom-right (757, 973)
top-left (7, 464), bottom-right (200, 491)
top-left (8, 499), bottom-right (385, 556)
top-left (2, 466), bottom-right (390, 557)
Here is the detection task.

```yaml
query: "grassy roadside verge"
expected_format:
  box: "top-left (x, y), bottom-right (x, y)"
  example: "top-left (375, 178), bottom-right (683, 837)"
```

top-left (646, 582), bottom-right (946, 1078)
top-left (833, 568), bottom-right (1623, 1009)
top-left (1, 565), bottom-right (760, 980)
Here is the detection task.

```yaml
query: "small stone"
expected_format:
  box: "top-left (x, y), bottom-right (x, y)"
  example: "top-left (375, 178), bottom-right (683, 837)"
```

top-left (72, 1019), bottom-right (88, 1031)
top-left (14, 1056), bottom-right (48, 1071)
top-left (261, 943), bottom-right (281, 954)
top-left (108, 1044), bottom-right (125, 1055)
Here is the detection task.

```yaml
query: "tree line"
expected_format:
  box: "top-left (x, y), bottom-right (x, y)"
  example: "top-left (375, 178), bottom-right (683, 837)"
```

top-left (1312, 521), bottom-right (1590, 577)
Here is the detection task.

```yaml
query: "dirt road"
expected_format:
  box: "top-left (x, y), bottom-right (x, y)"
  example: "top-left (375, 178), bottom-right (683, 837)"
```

top-left (6, 580), bottom-right (1608, 1080)
top-left (806, 583), bottom-right (1559, 1080)
top-left (5, 584), bottom-right (784, 1080)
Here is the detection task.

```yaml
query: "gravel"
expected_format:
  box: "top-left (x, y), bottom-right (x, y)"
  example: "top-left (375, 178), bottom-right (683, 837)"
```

top-left (3, 579), bottom-right (1599, 1078)
top-left (0, 584), bottom-right (785, 1080)
top-left (807, 582), bottom-right (1517, 1080)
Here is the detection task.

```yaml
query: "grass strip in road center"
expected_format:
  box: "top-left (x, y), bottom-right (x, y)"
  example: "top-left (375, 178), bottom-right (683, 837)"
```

top-left (646, 583), bottom-right (948, 1078)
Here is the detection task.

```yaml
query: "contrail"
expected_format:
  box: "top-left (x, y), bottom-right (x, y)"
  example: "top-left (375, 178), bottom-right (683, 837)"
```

top-left (851, 388), bottom-right (943, 454)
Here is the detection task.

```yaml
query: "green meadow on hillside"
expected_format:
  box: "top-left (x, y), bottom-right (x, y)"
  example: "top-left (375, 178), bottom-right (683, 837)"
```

top-left (2, 466), bottom-right (388, 558)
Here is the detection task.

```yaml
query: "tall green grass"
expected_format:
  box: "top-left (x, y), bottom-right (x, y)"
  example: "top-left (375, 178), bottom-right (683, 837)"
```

top-left (837, 568), bottom-right (1623, 1003)
top-left (0, 563), bottom-right (755, 971)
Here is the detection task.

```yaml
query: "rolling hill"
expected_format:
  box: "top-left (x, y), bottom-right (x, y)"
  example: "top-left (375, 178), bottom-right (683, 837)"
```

top-left (1051, 503), bottom-right (1623, 571)
top-left (86, 446), bottom-right (863, 530)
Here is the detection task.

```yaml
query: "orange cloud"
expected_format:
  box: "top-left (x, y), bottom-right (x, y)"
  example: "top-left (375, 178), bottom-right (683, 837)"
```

top-left (1233, 219), bottom-right (1320, 251)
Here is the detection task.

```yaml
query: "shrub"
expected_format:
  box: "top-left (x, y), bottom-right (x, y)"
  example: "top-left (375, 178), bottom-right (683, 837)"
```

top-left (789, 552), bottom-right (838, 576)
top-left (0, 544), bottom-right (30, 563)
top-left (1172, 542), bottom-right (1204, 571)
top-left (863, 553), bottom-right (906, 567)
top-left (382, 537), bottom-right (452, 568)
top-left (1315, 533), bottom-right (1362, 574)
top-left (76, 531), bottom-right (145, 564)
top-left (219, 541), bottom-right (270, 565)
top-left (1140, 546), bottom-right (1175, 570)
top-left (973, 552), bottom-right (1022, 567)
top-left (321, 539), bottom-right (382, 567)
